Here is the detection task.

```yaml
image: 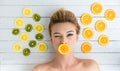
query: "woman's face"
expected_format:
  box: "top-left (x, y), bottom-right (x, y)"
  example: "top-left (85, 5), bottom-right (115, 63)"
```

top-left (50, 22), bottom-right (78, 53)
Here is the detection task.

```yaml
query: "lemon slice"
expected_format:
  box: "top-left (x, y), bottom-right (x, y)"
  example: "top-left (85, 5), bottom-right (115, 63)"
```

top-left (98, 35), bottom-right (109, 46)
top-left (95, 20), bottom-right (107, 32)
top-left (37, 43), bottom-right (47, 52)
top-left (83, 28), bottom-right (94, 40)
top-left (58, 44), bottom-right (70, 55)
top-left (23, 48), bottom-right (31, 56)
top-left (13, 43), bottom-right (22, 52)
top-left (15, 18), bottom-right (25, 28)
top-left (105, 9), bottom-right (116, 21)
top-left (34, 24), bottom-right (44, 33)
top-left (81, 42), bottom-right (92, 53)
top-left (23, 8), bottom-right (32, 17)
top-left (80, 13), bottom-right (92, 25)
top-left (91, 2), bottom-right (103, 14)
top-left (20, 33), bottom-right (30, 42)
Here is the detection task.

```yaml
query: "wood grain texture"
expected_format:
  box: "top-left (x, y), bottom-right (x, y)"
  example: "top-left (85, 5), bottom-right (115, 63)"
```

top-left (0, 0), bottom-right (120, 71)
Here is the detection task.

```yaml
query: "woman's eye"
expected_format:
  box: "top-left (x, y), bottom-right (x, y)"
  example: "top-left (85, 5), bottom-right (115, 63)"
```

top-left (67, 34), bottom-right (74, 37)
top-left (54, 36), bottom-right (60, 38)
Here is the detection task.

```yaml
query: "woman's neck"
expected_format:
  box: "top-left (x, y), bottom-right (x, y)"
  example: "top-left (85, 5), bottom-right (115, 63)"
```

top-left (52, 53), bottom-right (78, 69)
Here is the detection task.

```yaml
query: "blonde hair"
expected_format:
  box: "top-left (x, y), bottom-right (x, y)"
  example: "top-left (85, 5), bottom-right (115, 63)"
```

top-left (49, 8), bottom-right (80, 36)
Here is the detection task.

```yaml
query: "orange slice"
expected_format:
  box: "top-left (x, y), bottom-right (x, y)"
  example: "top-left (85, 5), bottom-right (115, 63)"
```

top-left (58, 44), bottom-right (70, 55)
top-left (23, 8), bottom-right (32, 17)
top-left (20, 33), bottom-right (30, 42)
top-left (81, 42), bottom-right (92, 53)
top-left (81, 13), bottom-right (93, 25)
top-left (15, 18), bottom-right (25, 28)
top-left (83, 28), bottom-right (94, 40)
top-left (105, 9), bottom-right (116, 21)
top-left (98, 35), bottom-right (109, 46)
top-left (91, 2), bottom-right (103, 14)
top-left (95, 20), bottom-right (107, 32)
top-left (13, 43), bottom-right (22, 52)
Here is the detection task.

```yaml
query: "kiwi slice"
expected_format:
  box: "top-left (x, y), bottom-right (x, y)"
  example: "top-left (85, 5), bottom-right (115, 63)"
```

top-left (29, 40), bottom-right (37, 48)
top-left (25, 24), bottom-right (33, 32)
top-left (35, 33), bottom-right (44, 41)
top-left (12, 28), bottom-right (20, 35)
top-left (23, 48), bottom-right (30, 56)
top-left (32, 13), bottom-right (41, 22)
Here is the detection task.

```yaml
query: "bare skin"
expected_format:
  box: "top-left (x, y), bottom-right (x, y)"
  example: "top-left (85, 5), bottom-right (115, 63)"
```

top-left (33, 22), bottom-right (100, 71)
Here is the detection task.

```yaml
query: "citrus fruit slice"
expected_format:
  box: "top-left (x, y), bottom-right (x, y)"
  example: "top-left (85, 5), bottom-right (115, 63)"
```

top-left (83, 28), bottom-right (94, 40)
top-left (105, 9), bottom-right (116, 21)
top-left (25, 24), bottom-right (33, 32)
top-left (34, 24), bottom-right (44, 33)
top-left (35, 33), bottom-right (44, 41)
top-left (23, 8), bottom-right (32, 17)
top-left (15, 18), bottom-right (24, 28)
top-left (37, 43), bottom-right (47, 52)
top-left (98, 35), bottom-right (109, 46)
top-left (20, 33), bottom-right (30, 42)
top-left (29, 40), bottom-right (37, 48)
top-left (32, 13), bottom-right (41, 22)
top-left (81, 42), bottom-right (92, 53)
top-left (95, 20), bottom-right (107, 32)
top-left (13, 43), bottom-right (22, 52)
top-left (80, 13), bottom-right (92, 25)
top-left (23, 48), bottom-right (30, 56)
top-left (12, 28), bottom-right (20, 35)
top-left (58, 44), bottom-right (70, 55)
top-left (91, 2), bottom-right (103, 14)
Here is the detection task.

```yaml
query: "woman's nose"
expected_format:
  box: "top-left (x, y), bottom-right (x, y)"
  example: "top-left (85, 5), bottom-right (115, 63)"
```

top-left (60, 37), bottom-right (67, 44)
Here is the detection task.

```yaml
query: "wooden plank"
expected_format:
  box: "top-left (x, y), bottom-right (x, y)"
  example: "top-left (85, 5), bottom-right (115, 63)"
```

top-left (0, 5), bottom-right (119, 17)
top-left (0, 0), bottom-right (119, 5)
top-left (0, 18), bottom-right (119, 29)
top-left (0, 40), bottom-right (120, 53)
top-left (1, 53), bottom-right (120, 65)
top-left (1, 64), bottom-right (120, 71)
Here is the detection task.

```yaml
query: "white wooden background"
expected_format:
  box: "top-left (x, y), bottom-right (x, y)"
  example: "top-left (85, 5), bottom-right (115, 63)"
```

top-left (0, 0), bottom-right (120, 71)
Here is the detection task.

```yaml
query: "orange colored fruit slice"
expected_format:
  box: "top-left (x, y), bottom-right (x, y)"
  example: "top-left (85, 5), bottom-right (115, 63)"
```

top-left (105, 9), bottom-right (116, 21)
top-left (20, 33), bottom-right (30, 42)
top-left (83, 28), bottom-right (94, 40)
top-left (81, 42), bottom-right (92, 53)
top-left (91, 2), bottom-right (103, 14)
top-left (81, 13), bottom-right (92, 25)
top-left (13, 43), bottom-right (22, 52)
top-left (58, 44), bottom-right (70, 55)
top-left (95, 20), bottom-right (107, 32)
top-left (15, 18), bottom-right (25, 28)
top-left (23, 8), bottom-right (32, 17)
top-left (98, 35), bottom-right (109, 46)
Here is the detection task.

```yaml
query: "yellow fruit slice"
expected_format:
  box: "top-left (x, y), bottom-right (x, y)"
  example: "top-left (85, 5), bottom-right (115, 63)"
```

top-left (23, 8), bottom-right (32, 17)
top-left (81, 13), bottom-right (92, 25)
top-left (83, 28), bottom-right (94, 40)
top-left (95, 20), bottom-right (107, 32)
top-left (91, 2), bottom-right (103, 14)
top-left (37, 43), bottom-right (47, 52)
top-left (81, 42), bottom-right (92, 53)
top-left (15, 18), bottom-right (25, 28)
top-left (34, 24), bottom-right (44, 33)
top-left (105, 9), bottom-right (116, 21)
top-left (20, 33), bottom-right (30, 42)
top-left (13, 43), bottom-right (22, 52)
top-left (98, 35), bottom-right (109, 46)
top-left (58, 44), bottom-right (70, 55)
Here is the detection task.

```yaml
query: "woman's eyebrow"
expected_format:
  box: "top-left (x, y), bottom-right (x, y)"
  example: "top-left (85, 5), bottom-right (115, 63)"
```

top-left (67, 30), bottom-right (74, 33)
top-left (53, 32), bottom-right (61, 35)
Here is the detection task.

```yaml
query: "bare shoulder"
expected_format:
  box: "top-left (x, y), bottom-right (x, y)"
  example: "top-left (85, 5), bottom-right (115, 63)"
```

top-left (81, 59), bottom-right (100, 71)
top-left (32, 63), bottom-right (49, 71)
